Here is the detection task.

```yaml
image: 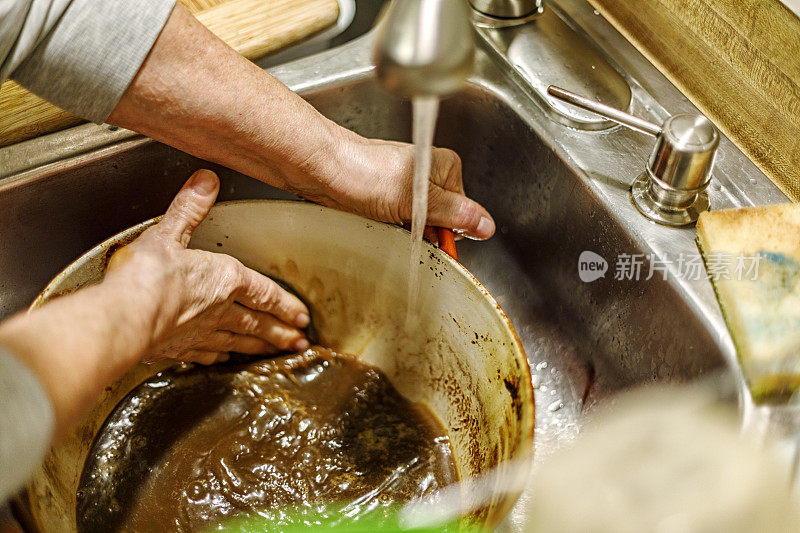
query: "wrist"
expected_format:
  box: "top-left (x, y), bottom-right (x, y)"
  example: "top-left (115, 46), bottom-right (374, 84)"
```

top-left (99, 269), bottom-right (164, 357)
top-left (248, 114), bottom-right (352, 200)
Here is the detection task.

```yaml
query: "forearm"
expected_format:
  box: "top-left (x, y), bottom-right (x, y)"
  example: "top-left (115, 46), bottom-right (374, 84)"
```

top-left (107, 4), bottom-right (343, 199)
top-left (0, 279), bottom-right (157, 438)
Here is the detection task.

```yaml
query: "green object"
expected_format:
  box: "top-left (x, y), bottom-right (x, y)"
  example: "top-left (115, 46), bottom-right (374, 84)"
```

top-left (215, 505), bottom-right (467, 533)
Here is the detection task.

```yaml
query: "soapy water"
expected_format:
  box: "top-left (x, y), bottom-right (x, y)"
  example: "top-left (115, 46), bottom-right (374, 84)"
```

top-left (76, 348), bottom-right (456, 532)
top-left (406, 95), bottom-right (440, 329)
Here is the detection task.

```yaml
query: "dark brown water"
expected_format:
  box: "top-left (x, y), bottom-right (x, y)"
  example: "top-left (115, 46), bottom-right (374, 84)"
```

top-left (76, 348), bottom-right (456, 532)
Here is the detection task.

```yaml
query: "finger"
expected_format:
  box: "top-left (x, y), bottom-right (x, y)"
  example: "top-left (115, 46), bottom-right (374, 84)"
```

top-left (431, 148), bottom-right (465, 194)
top-left (426, 148), bottom-right (495, 240)
top-left (422, 226), bottom-right (439, 245)
top-left (427, 186), bottom-right (495, 240)
top-left (232, 266), bottom-right (310, 328)
top-left (199, 330), bottom-right (280, 355)
top-left (222, 304), bottom-right (309, 352)
top-left (401, 223), bottom-right (439, 244)
top-left (178, 350), bottom-right (228, 365)
top-left (155, 169), bottom-right (221, 247)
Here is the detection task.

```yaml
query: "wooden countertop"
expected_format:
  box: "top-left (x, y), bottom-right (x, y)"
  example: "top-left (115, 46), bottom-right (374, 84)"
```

top-left (0, 0), bottom-right (339, 148)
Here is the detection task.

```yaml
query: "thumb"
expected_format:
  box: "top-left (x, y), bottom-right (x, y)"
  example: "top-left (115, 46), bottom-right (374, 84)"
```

top-left (157, 169), bottom-right (220, 247)
top-left (427, 186), bottom-right (496, 240)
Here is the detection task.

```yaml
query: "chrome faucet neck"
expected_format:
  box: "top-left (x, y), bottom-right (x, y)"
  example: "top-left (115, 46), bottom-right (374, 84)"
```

top-left (373, 0), bottom-right (475, 98)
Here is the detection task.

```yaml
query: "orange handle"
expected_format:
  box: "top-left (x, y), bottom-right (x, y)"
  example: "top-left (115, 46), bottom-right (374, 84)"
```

top-left (437, 227), bottom-right (458, 262)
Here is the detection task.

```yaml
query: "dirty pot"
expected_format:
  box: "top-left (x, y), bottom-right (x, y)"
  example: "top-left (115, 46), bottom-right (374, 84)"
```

top-left (19, 200), bottom-right (535, 531)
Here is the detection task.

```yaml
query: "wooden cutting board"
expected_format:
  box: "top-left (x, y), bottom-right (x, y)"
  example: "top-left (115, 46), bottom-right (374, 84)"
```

top-left (0, 0), bottom-right (339, 147)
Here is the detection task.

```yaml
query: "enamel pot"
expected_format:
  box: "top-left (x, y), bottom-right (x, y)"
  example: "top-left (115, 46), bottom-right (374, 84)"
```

top-left (19, 200), bottom-right (534, 531)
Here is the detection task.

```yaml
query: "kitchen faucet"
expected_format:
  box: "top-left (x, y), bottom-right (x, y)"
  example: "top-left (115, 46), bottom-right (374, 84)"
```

top-left (373, 0), bottom-right (474, 98)
top-left (372, 0), bottom-right (546, 98)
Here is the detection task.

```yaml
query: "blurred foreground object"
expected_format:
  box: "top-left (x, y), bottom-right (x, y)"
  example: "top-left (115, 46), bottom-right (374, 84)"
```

top-left (697, 203), bottom-right (800, 403)
top-left (524, 386), bottom-right (800, 532)
top-left (218, 507), bottom-right (467, 532)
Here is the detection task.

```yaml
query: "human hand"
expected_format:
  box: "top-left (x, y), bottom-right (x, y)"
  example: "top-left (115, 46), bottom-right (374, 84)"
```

top-left (104, 169), bottom-right (310, 365)
top-left (284, 131), bottom-right (496, 242)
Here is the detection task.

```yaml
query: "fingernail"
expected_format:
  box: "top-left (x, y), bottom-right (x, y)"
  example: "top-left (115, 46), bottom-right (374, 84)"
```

top-left (474, 217), bottom-right (495, 240)
top-left (189, 169), bottom-right (218, 194)
top-left (295, 313), bottom-right (310, 328)
top-left (293, 338), bottom-right (310, 351)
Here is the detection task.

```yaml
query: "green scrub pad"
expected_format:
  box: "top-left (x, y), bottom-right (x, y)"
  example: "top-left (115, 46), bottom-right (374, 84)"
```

top-left (216, 506), bottom-right (465, 532)
top-left (696, 203), bottom-right (800, 403)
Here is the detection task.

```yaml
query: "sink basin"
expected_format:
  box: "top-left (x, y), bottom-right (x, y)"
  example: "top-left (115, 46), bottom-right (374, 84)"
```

top-left (0, 63), bottom-right (726, 461)
top-left (0, 0), bottom-right (789, 529)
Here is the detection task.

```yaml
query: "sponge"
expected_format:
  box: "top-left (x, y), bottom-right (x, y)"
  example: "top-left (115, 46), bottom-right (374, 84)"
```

top-left (696, 203), bottom-right (800, 403)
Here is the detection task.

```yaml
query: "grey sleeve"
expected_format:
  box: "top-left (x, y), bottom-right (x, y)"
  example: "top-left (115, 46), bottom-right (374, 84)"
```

top-left (0, 0), bottom-right (176, 123)
top-left (0, 348), bottom-right (54, 503)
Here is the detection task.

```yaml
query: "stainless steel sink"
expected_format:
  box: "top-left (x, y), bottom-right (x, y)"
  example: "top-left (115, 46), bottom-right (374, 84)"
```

top-left (0, 0), bottom-right (790, 529)
top-left (255, 0), bottom-right (388, 68)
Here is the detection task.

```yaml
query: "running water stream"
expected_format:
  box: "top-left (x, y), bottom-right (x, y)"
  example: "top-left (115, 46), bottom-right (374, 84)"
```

top-left (406, 96), bottom-right (440, 328)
